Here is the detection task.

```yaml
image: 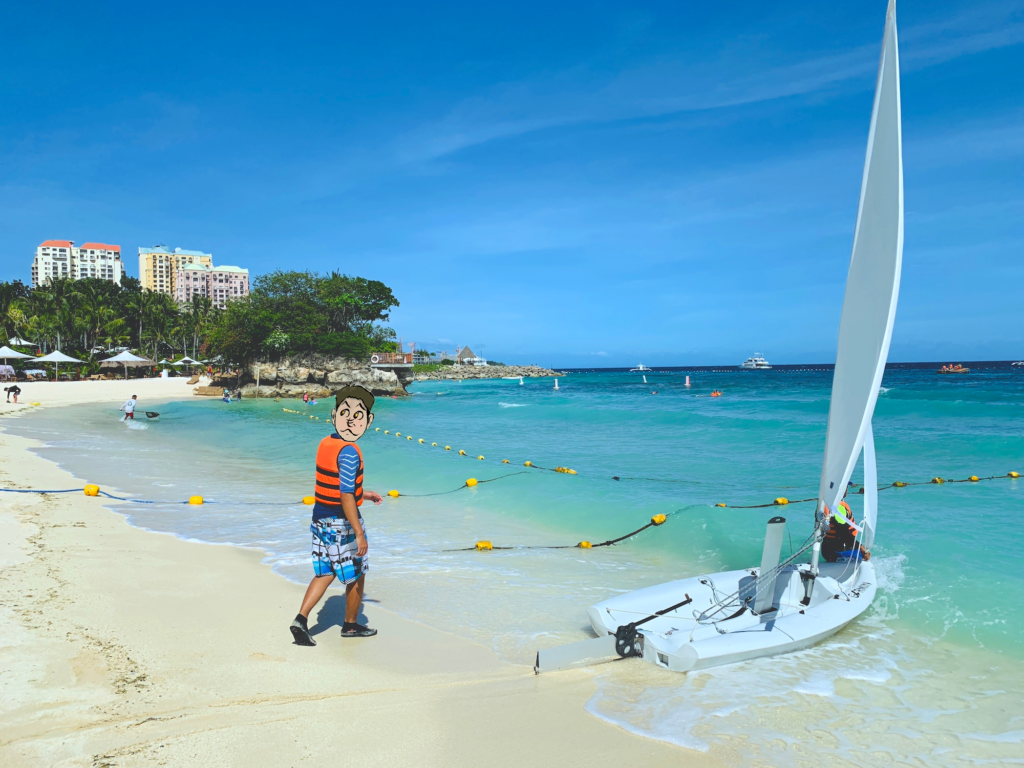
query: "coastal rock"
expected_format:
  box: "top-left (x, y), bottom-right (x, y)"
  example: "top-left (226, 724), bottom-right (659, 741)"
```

top-left (240, 355), bottom-right (411, 398)
top-left (412, 364), bottom-right (561, 381)
top-left (252, 363), bottom-right (278, 382)
top-left (279, 367), bottom-right (311, 384)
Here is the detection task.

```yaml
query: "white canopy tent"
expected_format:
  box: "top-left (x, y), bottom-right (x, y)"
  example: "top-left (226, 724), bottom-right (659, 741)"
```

top-left (101, 350), bottom-right (154, 380)
top-left (35, 350), bottom-right (85, 380)
top-left (0, 345), bottom-right (32, 364)
top-left (0, 345), bottom-right (32, 381)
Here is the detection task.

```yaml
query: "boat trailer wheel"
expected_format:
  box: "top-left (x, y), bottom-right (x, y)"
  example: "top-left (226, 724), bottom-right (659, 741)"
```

top-left (614, 624), bottom-right (643, 658)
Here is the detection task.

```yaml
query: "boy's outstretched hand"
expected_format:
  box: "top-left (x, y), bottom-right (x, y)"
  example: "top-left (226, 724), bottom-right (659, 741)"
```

top-left (364, 491), bottom-right (383, 505)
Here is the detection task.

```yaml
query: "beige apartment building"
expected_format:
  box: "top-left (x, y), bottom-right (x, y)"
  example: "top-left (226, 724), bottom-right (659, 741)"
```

top-left (174, 264), bottom-right (250, 310)
top-left (139, 246), bottom-right (213, 295)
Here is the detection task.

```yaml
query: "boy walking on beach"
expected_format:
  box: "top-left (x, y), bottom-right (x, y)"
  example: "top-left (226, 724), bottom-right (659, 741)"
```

top-left (290, 385), bottom-right (383, 646)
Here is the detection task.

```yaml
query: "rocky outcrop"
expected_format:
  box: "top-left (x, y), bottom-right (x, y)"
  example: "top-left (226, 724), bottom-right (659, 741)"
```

top-left (237, 355), bottom-right (412, 398)
top-left (412, 364), bottom-right (560, 381)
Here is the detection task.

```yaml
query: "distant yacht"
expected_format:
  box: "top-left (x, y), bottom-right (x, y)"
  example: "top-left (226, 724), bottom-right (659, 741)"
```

top-left (1013, 361), bottom-right (1024, 367)
top-left (629, 363), bottom-right (653, 372)
top-left (739, 353), bottom-right (772, 370)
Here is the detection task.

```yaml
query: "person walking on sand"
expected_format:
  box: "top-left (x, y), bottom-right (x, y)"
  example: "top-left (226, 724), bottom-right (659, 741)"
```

top-left (4, 385), bottom-right (21, 404)
top-left (120, 394), bottom-right (138, 421)
top-left (290, 385), bottom-right (383, 646)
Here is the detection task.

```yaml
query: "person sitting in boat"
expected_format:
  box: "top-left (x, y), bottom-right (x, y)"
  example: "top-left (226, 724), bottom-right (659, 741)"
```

top-left (822, 484), bottom-right (870, 562)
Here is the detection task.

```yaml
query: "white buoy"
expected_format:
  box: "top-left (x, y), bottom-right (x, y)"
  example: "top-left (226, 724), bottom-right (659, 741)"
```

top-left (643, 375), bottom-right (647, 384)
top-left (554, 378), bottom-right (559, 390)
top-left (685, 375), bottom-right (691, 387)
top-left (519, 377), bottom-right (524, 386)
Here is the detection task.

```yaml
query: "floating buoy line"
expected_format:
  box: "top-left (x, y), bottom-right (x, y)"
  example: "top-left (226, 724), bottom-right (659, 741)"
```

top-left (4, 408), bottom-right (1010, 556)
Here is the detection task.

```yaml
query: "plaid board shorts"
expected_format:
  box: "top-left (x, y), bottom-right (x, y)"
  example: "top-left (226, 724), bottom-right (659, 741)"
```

top-left (311, 515), bottom-right (368, 584)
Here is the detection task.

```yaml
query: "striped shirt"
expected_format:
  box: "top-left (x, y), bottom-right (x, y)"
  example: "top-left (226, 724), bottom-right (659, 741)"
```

top-left (338, 444), bottom-right (360, 494)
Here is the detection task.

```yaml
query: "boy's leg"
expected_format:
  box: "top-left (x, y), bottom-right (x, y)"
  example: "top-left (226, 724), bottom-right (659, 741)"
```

top-left (290, 574), bottom-right (334, 646)
top-left (344, 574), bottom-right (365, 624)
top-left (299, 573), bottom-right (335, 618)
top-left (341, 575), bottom-right (376, 637)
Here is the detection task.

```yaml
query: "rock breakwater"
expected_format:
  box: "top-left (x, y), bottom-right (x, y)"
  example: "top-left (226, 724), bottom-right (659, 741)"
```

top-left (237, 355), bottom-right (412, 398)
top-left (413, 365), bottom-right (560, 381)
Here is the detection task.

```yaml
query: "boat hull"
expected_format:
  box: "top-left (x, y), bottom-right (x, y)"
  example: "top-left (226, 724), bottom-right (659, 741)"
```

top-left (587, 561), bottom-right (876, 673)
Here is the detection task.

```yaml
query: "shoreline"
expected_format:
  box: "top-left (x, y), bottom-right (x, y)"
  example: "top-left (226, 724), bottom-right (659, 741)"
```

top-left (0, 381), bottom-right (709, 767)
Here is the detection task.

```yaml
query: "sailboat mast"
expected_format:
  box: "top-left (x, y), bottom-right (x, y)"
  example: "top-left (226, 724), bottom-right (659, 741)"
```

top-left (811, 0), bottom-right (904, 574)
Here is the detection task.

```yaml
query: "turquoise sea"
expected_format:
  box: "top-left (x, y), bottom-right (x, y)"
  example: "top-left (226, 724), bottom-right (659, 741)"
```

top-left (11, 365), bottom-right (1024, 764)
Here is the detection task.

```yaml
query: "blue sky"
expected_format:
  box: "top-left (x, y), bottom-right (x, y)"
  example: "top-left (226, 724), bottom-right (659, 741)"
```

top-left (1, 1), bottom-right (1021, 366)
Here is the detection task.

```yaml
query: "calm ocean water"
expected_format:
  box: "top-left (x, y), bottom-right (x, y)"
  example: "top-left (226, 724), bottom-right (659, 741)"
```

top-left (11, 366), bottom-right (1024, 764)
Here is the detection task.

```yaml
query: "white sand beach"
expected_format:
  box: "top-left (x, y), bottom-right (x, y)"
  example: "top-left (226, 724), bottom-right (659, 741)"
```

top-left (0, 379), bottom-right (712, 767)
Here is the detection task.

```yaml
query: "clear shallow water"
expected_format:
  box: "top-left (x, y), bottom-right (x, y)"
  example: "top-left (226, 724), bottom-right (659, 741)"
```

top-left (10, 367), bottom-right (1024, 764)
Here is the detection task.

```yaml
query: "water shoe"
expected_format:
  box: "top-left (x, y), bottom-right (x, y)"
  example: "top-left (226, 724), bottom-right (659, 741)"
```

top-left (341, 622), bottom-right (377, 638)
top-left (290, 616), bottom-right (316, 646)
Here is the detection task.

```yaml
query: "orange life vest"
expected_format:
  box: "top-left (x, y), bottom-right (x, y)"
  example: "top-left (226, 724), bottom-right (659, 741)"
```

top-left (314, 436), bottom-right (363, 508)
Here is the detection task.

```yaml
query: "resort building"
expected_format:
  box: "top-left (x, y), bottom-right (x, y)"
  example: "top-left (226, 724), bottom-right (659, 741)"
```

top-left (31, 240), bottom-right (124, 287)
top-left (174, 264), bottom-right (250, 309)
top-left (139, 246), bottom-right (213, 296)
top-left (457, 346), bottom-right (488, 366)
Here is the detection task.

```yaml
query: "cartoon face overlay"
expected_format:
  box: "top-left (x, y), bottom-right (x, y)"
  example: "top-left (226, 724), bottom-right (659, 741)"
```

top-left (332, 396), bottom-right (374, 441)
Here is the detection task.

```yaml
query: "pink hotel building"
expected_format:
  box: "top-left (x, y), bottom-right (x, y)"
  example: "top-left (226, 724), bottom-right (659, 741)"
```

top-left (174, 264), bottom-right (250, 310)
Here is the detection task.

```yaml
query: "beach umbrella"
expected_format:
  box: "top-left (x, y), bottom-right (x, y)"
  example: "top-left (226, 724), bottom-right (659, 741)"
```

top-left (174, 356), bottom-right (201, 365)
top-left (0, 345), bottom-right (31, 381)
top-left (9, 337), bottom-right (32, 347)
top-left (101, 350), bottom-right (153, 380)
top-left (0, 345), bottom-right (32, 363)
top-left (35, 350), bottom-right (84, 381)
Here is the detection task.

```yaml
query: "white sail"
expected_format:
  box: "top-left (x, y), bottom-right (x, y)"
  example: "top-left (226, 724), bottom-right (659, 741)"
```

top-left (862, 423), bottom-right (878, 547)
top-left (819, 0), bottom-right (903, 515)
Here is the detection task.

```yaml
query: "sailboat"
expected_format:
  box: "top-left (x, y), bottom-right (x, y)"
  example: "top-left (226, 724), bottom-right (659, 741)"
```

top-left (536, 0), bottom-right (903, 675)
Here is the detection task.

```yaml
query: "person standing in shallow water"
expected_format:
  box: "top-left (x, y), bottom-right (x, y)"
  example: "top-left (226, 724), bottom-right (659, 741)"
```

top-left (290, 385), bottom-right (383, 645)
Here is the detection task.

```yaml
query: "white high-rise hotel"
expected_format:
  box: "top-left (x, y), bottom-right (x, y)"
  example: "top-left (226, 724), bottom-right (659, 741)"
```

top-left (31, 240), bottom-right (124, 287)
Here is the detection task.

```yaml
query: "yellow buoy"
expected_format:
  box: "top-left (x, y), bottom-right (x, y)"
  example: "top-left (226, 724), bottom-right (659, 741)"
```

top-left (458, 450), bottom-right (466, 455)
top-left (375, 427), bottom-right (380, 431)
top-left (395, 432), bottom-right (401, 437)
top-left (418, 439), bottom-right (425, 443)
top-left (407, 436), bottom-right (412, 440)
top-left (384, 430), bottom-right (390, 434)
top-left (715, 503), bottom-right (727, 507)
top-left (388, 490), bottom-right (400, 498)
top-left (578, 541), bottom-right (593, 549)
top-left (84, 484), bottom-right (100, 497)
top-left (475, 541), bottom-right (493, 551)
top-left (969, 475), bottom-right (980, 482)
top-left (931, 477), bottom-right (945, 484)
top-left (567, 469), bottom-right (577, 475)
top-left (893, 481), bottom-right (907, 487)
top-left (302, 496), bottom-right (315, 505)
top-left (432, 442), bottom-right (438, 446)
top-left (1010, 471), bottom-right (1020, 478)
top-left (477, 455), bottom-right (485, 460)
top-left (30, 401), bottom-right (41, 406)
top-left (524, 461), bottom-right (533, 467)
top-left (651, 514), bottom-right (667, 525)
top-left (502, 459), bottom-right (510, 464)
top-left (466, 478), bottom-right (478, 487)
top-left (445, 445), bottom-right (451, 450)
top-left (189, 495), bottom-right (204, 505)
top-left (774, 497), bottom-right (789, 506)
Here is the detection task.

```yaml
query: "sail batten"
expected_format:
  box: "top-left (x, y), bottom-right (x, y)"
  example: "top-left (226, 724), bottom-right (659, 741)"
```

top-left (819, 0), bottom-right (903, 521)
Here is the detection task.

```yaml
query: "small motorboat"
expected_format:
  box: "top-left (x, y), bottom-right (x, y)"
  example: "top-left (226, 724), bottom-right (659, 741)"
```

top-left (937, 364), bottom-right (970, 374)
top-left (630, 363), bottom-right (653, 372)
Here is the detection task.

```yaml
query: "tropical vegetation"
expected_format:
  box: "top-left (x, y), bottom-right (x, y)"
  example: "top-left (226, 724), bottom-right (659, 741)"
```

top-left (0, 270), bottom-right (399, 376)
